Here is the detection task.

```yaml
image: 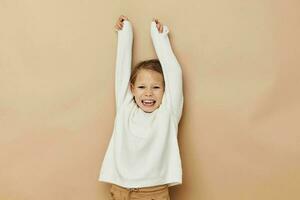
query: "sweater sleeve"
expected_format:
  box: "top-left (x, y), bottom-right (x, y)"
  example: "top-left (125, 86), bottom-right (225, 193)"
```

top-left (115, 20), bottom-right (133, 112)
top-left (150, 21), bottom-right (184, 122)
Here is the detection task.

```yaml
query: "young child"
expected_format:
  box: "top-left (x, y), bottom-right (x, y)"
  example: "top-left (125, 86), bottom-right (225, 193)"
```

top-left (98, 15), bottom-right (184, 200)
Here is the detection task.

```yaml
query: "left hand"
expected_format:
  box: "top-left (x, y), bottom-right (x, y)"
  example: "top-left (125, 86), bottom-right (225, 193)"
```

top-left (152, 18), bottom-right (163, 33)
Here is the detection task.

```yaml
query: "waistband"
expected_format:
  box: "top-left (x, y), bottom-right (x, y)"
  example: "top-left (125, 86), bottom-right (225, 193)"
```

top-left (111, 183), bottom-right (168, 193)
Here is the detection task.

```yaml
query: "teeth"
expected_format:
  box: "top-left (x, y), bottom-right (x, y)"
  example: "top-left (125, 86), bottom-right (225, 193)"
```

top-left (142, 100), bottom-right (156, 106)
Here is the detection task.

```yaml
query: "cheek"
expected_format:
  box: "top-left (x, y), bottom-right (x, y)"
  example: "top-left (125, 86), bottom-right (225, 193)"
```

top-left (137, 91), bottom-right (144, 97)
top-left (132, 89), bottom-right (141, 96)
top-left (155, 91), bottom-right (164, 99)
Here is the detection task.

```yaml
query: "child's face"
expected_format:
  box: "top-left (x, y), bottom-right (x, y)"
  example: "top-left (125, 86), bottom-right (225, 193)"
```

top-left (130, 69), bottom-right (165, 113)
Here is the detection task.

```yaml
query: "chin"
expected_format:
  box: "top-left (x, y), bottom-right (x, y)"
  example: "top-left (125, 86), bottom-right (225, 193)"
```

top-left (143, 109), bottom-right (155, 113)
top-left (140, 104), bottom-right (161, 113)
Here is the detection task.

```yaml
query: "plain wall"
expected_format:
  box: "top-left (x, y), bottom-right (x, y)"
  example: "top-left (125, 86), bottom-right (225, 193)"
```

top-left (0, 0), bottom-right (299, 200)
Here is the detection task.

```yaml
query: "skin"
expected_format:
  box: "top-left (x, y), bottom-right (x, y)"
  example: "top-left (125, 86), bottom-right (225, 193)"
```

top-left (115, 15), bottom-right (165, 113)
top-left (115, 15), bottom-right (164, 33)
top-left (130, 69), bottom-right (165, 113)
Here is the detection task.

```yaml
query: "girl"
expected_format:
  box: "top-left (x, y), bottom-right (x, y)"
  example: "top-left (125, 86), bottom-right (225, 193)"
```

top-left (98, 15), bottom-right (184, 200)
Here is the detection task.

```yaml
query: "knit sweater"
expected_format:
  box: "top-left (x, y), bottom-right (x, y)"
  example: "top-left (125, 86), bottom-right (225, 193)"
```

top-left (98, 20), bottom-right (184, 188)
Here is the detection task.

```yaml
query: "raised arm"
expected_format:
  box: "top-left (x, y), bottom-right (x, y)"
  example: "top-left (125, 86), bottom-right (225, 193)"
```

top-left (150, 19), bottom-right (184, 122)
top-left (114, 16), bottom-right (133, 112)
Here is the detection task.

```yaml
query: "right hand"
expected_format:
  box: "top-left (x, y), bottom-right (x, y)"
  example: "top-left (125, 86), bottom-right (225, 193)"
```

top-left (115, 15), bottom-right (129, 31)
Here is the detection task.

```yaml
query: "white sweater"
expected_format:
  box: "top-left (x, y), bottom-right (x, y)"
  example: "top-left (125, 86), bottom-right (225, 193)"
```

top-left (98, 20), bottom-right (184, 188)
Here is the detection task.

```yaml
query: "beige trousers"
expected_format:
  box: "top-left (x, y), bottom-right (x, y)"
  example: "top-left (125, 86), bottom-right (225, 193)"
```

top-left (109, 183), bottom-right (170, 200)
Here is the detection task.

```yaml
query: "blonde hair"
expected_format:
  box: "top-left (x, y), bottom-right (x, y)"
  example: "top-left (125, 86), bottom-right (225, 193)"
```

top-left (130, 59), bottom-right (165, 87)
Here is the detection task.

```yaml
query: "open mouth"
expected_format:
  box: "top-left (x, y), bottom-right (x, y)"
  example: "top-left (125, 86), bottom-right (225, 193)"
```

top-left (141, 99), bottom-right (156, 107)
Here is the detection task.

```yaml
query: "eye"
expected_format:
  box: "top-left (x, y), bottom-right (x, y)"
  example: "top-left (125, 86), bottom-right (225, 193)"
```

top-left (153, 86), bottom-right (160, 89)
top-left (138, 86), bottom-right (145, 88)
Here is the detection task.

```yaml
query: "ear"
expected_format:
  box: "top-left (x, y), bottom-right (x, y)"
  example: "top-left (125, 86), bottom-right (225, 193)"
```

top-left (130, 83), bottom-right (134, 92)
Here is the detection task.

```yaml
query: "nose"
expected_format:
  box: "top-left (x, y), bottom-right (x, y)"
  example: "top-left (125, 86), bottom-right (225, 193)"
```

top-left (145, 88), bottom-right (153, 96)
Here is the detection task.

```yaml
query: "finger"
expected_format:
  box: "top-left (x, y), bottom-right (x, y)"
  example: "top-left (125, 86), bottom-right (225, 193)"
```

top-left (117, 21), bottom-right (123, 27)
top-left (118, 16), bottom-right (124, 23)
top-left (119, 15), bottom-right (128, 22)
top-left (116, 18), bottom-right (121, 26)
top-left (161, 25), bottom-right (164, 33)
top-left (120, 15), bottom-right (128, 19)
top-left (156, 23), bottom-right (161, 31)
top-left (118, 16), bottom-right (123, 22)
top-left (159, 25), bottom-right (163, 33)
top-left (157, 25), bottom-right (161, 32)
top-left (116, 23), bottom-right (122, 30)
top-left (156, 22), bottom-right (160, 29)
top-left (115, 22), bottom-right (121, 29)
top-left (114, 26), bottom-right (120, 32)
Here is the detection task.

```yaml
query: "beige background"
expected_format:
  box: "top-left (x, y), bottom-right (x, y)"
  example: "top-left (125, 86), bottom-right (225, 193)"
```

top-left (1, 0), bottom-right (299, 200)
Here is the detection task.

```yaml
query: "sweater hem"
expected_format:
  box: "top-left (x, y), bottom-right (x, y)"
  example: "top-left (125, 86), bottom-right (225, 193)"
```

top-left (98, 176), bottom-right (182, 188)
